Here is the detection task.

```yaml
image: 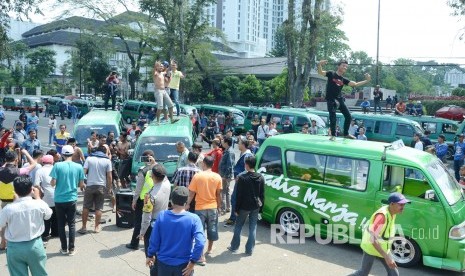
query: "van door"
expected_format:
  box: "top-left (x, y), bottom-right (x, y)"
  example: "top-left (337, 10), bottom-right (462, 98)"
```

top-left (376, 164), bottom-right (446, 264)
top-left (373, 121), bottom-right (394, 142)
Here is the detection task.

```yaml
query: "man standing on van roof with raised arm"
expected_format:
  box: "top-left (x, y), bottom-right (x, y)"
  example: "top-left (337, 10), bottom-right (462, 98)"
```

top-left (349, 192), bottom-right (410, 276)
top-left (318, 60), bottom-right (371, 141)
top-left (153, 61), bottom-right (179, 125)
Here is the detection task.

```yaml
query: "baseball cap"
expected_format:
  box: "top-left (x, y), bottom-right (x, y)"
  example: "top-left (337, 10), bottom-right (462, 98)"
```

top-left (171, 186), bottom-right (189, 206)
top-left (41, 155), bottom-right (54, 164)
top-left (388, 192), bottom-right (411, 204)
top-left (61, 145), bottom-right (75, 156)
top-left (459, 133), bottom-right (465, 137)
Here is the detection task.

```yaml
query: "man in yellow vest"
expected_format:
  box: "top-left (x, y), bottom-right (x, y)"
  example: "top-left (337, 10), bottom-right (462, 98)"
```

top-left (126, 150), bottom-right (157, 250)
top-left (350, 192), bottom-right (410, 276)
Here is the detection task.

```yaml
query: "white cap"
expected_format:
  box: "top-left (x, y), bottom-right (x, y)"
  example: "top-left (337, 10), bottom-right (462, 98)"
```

top-left (62, 145), bottom-right (75, 155)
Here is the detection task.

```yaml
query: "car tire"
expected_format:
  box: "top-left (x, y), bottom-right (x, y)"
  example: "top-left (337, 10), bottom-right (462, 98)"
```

top-left (390, 236), bottom-right (422, 268)
top-left (277, 208), bottom-right (304, 236)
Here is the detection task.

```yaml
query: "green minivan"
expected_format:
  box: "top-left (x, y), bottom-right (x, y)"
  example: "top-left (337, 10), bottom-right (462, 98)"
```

top-left (47, 97), bottom-right (70, 116)
top-left (121, 100), bottom-right (158, 124)
top-left (20, 97), bottom-right (44, 112)
top-left (257, 134), bottom-right (465, 271)
top-left (195, 104), bottom-right (246, 134)
top-left (71, 99), bottom-right (94, 118)
top-left (2, 97), bottom-right (22, 111)
top-left (73, 110), bottom-right (125, 155)
top-left (130, 116), bottom-right (195, 186)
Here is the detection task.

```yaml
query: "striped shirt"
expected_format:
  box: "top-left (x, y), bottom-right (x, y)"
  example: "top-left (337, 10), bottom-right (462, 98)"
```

top-left (172, 163), bottom-right (200, 188)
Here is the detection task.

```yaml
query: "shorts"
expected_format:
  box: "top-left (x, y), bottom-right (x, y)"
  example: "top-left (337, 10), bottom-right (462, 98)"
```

top-left (117, 159), bottom-right (132, 180)
top-left (195, 209), bottom-right (219, 241)
top-left (83, 185), bottom-right (105, 210)
top-left (154, 89), bottom-right (174, 109)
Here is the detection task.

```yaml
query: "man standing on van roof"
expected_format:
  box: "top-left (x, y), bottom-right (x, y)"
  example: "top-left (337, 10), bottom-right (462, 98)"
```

top-left (318, 60), bottom-right (371, 141)
top-left (349, 192), bottom-right (410, 276)
top-left (153, 61), bottom-right (179, 125)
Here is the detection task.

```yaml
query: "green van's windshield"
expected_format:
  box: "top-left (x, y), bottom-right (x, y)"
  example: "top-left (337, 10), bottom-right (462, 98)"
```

top-left (74, 125), bottom-right (118, 145)
top-left (134, 136), bottom-right (191, 163)
top-left (427, 159), bottom-right (463, 205)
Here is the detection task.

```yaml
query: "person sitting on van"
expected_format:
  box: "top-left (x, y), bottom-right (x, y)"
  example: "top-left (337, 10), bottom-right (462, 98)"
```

top-left (435, 134), bottom-right (448, 162)
top-left (360, 98), bottom-right (370, 114)
top-left (282, 119), bottom-right (293, 134)
top-left (138, 111), bottom-right (148, 128)
top-left (394, 99), bottom-right (406, 115)
top-left (357, 127), bottom-right (367, 141)
top-left (414, 101), bottom-right (423, 116)
top-left (406, 99), bottom-right (415, 115)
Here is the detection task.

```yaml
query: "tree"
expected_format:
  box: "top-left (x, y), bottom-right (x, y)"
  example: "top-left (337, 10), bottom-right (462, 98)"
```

top-left (25, 48), bottom-right (56, 85)
top-left (1, 0), bottom-right (43, 60)
top-left (267, 69), bottom-right (288, 102)
top-left (237, 75), bottom-right (264, 103)
top-left (284, 0), bottom-right (323, 107)
top-left (219, 76), bottom-right (241, 103)
top-left (452, 87), bottom-right (465, 96)
top-left (345, 51), bottom-right (375, 84)
top-left (318, 9), bottom-right (350, 61)
top-left (267, 25), bottom-right (286, 57)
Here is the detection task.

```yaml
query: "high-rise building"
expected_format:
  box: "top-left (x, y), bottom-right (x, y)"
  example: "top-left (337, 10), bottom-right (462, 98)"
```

top-left (205, 0), bottom-right (330, 58)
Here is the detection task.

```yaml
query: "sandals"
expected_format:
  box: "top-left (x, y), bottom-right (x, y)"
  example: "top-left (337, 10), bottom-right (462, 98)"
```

top-left (77, 228), bottom-right (87, 234)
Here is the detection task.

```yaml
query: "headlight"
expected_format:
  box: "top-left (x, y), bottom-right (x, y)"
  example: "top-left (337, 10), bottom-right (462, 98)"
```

top-left (450, 223), bottom-right (465, 240)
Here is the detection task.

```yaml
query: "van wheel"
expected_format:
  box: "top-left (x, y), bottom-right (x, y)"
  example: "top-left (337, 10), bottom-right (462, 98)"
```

top-left (390, 236), bottom-right (422, 267)
top-left (126, 117), bottom-right (131, 124)
top-left (277, 208), bottom-right (304, 236)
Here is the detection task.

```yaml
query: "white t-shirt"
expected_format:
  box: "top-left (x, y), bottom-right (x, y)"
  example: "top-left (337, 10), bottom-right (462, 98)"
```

top-left (415, 141), bottom-right (424, 151)
top-left (349, 124), bottom-right (359, 136)
top-left (83, 156), bottom-right (112, 186)
top-left (268, 128), bottom-right (279, 137)
top-left (48, 119), bottom-right (57, 130)
top-left (257, 125), bottom-right (269, 139)
top-left (34, 164), bottom-right (55, 207)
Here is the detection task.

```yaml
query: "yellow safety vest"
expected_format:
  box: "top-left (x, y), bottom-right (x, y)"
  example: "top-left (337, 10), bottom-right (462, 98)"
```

top-left (0, 181), bottom-right (14, 201)
top-left (360, 205), bottom-right (396, 257)
top-left (139, 170), bottom-right (154, 200)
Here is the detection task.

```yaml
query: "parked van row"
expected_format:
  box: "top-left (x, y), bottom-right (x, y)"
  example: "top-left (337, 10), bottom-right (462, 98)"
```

top-left (256, 134), bottom-right (465, 272)
top-left (2, 96), bottom-right (44, 112)
top-left (121, 100), bottom-right (197, 124)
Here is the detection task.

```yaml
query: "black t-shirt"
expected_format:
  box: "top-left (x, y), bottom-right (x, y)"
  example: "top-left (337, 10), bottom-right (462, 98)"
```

top-left (282, 122), bottom-right (293, 133)
top-left (374, 90), bottom-right (383, 102)
top-left (325, 71), bottom-right (350, 100)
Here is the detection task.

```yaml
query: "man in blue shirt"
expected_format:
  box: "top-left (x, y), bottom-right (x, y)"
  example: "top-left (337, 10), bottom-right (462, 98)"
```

top-left (50, 145), bottom-right (85, 256)
top-left (435, 134), bottom-right (448, 162)
top-left (454, 134), bottom-right (465, 181)
top-left (147, 186), bottom-right (205, 276)
top-left (22, 130), bottom-right (41, 155)
top-left (26, 111), bottom-right (39, 134)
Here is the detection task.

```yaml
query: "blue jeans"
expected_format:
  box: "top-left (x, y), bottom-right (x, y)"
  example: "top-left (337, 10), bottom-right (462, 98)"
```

top-left (374, 101), bottom-right (383, 114)
top-left (229, 185), bottom-right (237, 221)
top-left (170, 89), bottom-right (180, 116)
top-left (55, 201), bottom-right (76, 251)
top-left (230, 208), bottom-right (259, 254)
top-left (49, 128), bottom-right (56, 145)
top-left (454, 159), bottom-right (464, 181)
top-left (157, 260), bottom-right (192, 276)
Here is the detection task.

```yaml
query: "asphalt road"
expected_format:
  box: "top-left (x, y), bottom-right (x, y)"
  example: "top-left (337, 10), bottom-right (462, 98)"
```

top-left (0, 109), bottom-right (463, 275)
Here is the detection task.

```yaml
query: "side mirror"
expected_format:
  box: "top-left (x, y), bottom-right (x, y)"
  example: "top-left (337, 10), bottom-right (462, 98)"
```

top-left (425, 189), bottom-right (436, 201)
top-left (128, 149), bottom-right (134, 157)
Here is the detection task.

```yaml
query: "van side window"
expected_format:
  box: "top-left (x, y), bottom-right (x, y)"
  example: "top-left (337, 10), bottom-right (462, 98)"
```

top-left (396, 124), bottom-right (414, 137)
top-left (296, 116), bottom-right (308, 127)
top-left (259, 146), bottom-right (283, 176)
top-left (286, 151), bottom-right (325, 183)
top-left (443, 123), bottom-right (458, 134)
top-left (270, 114), bottom-right (282, 125)
top-left (362, 120), bottom-right (375, 133)
top-left (423, 122), bottom-right (437, 134)
top-left (125, 104), bottom-right (138, 111)
top-left (383, 165), bottom-right (433, 200)
top-left (325, 157), bottom-right (369, 191)
top-left (246, 111), bottom-right (253, 120)
top-left (375, 122), bottom-right (392, 135)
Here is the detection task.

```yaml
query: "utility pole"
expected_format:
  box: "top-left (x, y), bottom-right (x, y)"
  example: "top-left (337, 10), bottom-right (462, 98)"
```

top-left (376, 0), bottom-right (381, 85)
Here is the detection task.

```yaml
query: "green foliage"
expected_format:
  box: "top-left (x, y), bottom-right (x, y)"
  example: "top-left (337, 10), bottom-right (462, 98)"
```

top-left (267, 69), bottom-right (288, 101)
top-left (267, 25), bottom-right (286, 57)
top-left (238, 75), bottom-right (264, 102)
top-left (26, 48), bottom-right (56, 85)
top-left (219, 76), bottom-right (240, 103)
top-left (452, 87), bottom-right (465, 96)
top-left (318, 9), bottom-right (350, 61)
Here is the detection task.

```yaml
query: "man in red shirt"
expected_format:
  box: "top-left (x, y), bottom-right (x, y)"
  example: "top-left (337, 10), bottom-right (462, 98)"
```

top-left (204, 139), bottom-right (223, 173)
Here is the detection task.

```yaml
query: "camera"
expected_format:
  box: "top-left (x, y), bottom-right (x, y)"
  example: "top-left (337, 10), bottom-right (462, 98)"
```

top-left (140, 156), bottom-right (150, 163)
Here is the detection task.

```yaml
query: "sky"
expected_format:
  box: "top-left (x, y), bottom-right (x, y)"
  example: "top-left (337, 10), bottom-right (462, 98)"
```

top-left (23, 0), bottom-right (465, 65)
top-left (336, 0), bottom-right (465, 65)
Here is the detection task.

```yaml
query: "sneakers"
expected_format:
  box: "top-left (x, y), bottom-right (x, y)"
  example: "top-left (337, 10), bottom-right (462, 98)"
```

top-left (224, 219), bottom-right (235, 227)
top-left (69, 249), bottom-right (76, 256)
top-left (227, 246), bottom-right (237, 253)
top-left (59, 248), bottom-right (68, 255)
